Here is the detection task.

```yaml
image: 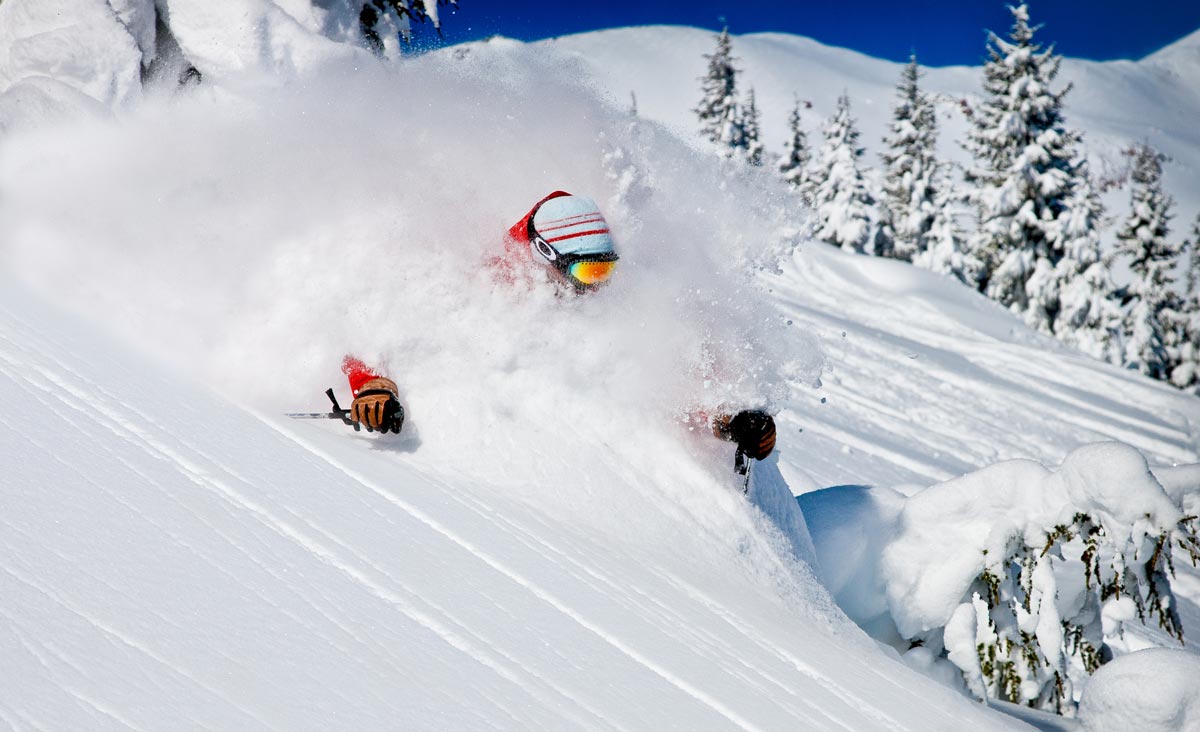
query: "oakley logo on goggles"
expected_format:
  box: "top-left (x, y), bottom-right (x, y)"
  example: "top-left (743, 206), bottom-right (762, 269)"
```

top-left (532, 234), bottom-right (618, 288)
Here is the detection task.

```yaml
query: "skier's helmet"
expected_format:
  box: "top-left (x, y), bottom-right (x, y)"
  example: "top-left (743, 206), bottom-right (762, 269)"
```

top-left (510, 191), bottom-right (618, 291)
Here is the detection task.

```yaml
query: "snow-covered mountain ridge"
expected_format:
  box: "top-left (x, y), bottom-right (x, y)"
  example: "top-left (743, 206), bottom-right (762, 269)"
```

top-left (2, 4), bottom-right (1200, 731)
top-left (528, 24), bottom-right (1200, 237)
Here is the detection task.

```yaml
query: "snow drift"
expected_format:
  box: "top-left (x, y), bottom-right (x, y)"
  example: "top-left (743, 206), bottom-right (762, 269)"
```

top-left (1077, 648), bottom-right (1200, 732)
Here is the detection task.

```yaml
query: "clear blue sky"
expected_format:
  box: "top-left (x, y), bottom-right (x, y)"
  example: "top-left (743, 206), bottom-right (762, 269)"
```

top-left (430, 1), bottom-right (1200, 67)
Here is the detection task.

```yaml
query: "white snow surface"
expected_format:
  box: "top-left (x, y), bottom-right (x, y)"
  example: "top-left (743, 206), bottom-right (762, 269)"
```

top-left (0, 0), bottom-right (144, 131)
top-left (1, 277), bottom-right (970, 731)
top-left (1, 11), bottom-right (1200, 732)
top-left (1076, 648), bottom-right (1200, 732)
top-left (161, 0), bottom-right (360, 78)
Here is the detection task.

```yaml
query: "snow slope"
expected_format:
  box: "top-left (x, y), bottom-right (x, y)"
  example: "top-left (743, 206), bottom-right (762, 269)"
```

top-left (2, 8), bottom-right (1200, 731)
top-left (769, 244), bottom-right (1200, 491)
top-left (0, 276), bottom-right (1029, 731)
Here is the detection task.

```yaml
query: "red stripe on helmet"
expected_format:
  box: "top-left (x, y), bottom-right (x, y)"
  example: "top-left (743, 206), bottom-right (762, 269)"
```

top-left (544, 228), bottom-right (610, 244)
top-left (536, 215), bottom-right (606, 233)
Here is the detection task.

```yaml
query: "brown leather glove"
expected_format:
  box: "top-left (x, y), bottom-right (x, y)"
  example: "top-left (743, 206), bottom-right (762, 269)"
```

top-left (350, 377), bottom-right (402, 433)
top-left (713, 409), bottom-right (776, 461)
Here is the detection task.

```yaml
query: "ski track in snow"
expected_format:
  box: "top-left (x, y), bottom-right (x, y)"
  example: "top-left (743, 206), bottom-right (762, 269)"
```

top-left (0, 310), bottom-right (616, 731)
top-left (270, 423), bottom-right (774, 732)
top-left (769, 248), bottom-right (1200, 493)
top-left (374, 456), bottom-right (875, 730)
top-left (648, 568), bottom-right (907, 732)
top-left (0, 335), bottom-right (287, 731)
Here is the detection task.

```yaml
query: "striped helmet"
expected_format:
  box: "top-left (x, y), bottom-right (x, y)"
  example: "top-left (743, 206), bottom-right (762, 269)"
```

top-left (512, 191), bottom-right (619, 290)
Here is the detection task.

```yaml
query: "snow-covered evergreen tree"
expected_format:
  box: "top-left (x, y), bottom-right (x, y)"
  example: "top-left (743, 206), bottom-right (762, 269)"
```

top-left (359, 0), bottom-right (456, 55)
top-left (965, 4), bottom-right (1081, 321)
top-left (742, 87), bottom-right (764, 166)
top-left (1115, 142), bottom-right (1178, 379)
top-left (1051, 161), bottom-right (1123, 362)
top-left (810, 93), bottom-right (878, 254)
top-left (880, 54), bottom-right (940, 262)
top-left (695, 27), bottom-right (743, 153)
top-left (1166, 215), bottom-right (1200, 391)
top-left (913, 186), bottom-right (981, 286)
top-left (777, 97), bottom-right (811, 197)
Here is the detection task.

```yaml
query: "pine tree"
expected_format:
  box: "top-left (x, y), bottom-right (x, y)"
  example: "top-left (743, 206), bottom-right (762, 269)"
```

top-left (1052, 161), bottom-right (1123, 362)
top-left (880, 54), bottom-right (940, 262)
top-left (695, 27), bottom-right (742, 150)
top-left (913, 185), bottom-right (981, 286)
top-left (742, 87), bottom-right (764, 166)
top-left (778, 97), bottom-right (811, 196)
top-left (965, 4), bottom-right (1081, 320)
top-left (359, 0), bottom-right (455, 55)
top-left (1115, 142), bottom-right (1178, 379)
top-left (810, 93), bottom-right (877, 253)
top-left (1166, 215), bottom-right (1200, 390)
top-left (1188, 216), bottom-right (1200, 298)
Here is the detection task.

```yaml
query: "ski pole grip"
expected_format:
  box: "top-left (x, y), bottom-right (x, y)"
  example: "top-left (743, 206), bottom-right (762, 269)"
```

top-left (325, 387), bottom-right (357, 429)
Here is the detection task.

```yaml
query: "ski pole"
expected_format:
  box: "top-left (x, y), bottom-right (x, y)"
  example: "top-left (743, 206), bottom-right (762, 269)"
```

top-left (735, 447), bottom-right (752, 494)
top-left (286, 388), bottom-right (360, 431)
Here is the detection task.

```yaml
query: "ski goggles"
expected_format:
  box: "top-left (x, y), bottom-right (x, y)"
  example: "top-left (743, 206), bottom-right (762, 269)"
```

top-left (567, 258), bottom-right (618, 286)
top-left (532, 234), bottom-right (619, 289)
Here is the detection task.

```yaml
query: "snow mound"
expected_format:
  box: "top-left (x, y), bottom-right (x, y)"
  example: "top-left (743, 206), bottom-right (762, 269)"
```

top-left (1077, 648), bottom-right (1200, 732)
top-left (0, 0), bottom-right (144, 130)
top-left (798, 484), bottom-right (907, 641)
top-left (1155, 463), bottom-right (1200, 517)
top-left (162, 0), bottom-right (360, 79)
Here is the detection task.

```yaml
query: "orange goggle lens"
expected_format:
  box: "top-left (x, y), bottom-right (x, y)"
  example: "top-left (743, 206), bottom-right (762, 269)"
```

top-left (568, 260), bottom-right (617, 286)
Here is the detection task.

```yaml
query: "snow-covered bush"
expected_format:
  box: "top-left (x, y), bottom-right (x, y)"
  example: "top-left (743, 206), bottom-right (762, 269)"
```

top-left (803, 442), bottom-right (1200, 717)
